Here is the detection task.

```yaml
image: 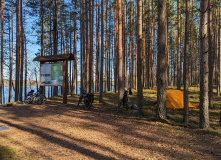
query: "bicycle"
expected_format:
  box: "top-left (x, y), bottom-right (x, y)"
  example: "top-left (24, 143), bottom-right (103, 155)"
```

top-left (24, 89), bottom-right (46, 105)
top-left (33, 90), bottom-right (47, 105)
top-left (77, 88), bottom-right (94, 109)
top-left (122, 88), bottom-right (132, 111)
top-left (23, 90), bottom-right (35, 104)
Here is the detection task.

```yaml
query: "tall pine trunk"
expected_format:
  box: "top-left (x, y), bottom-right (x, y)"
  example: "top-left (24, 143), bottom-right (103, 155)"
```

top-left (74, 0), bottom-right (77, 94)
top-left (156, 0), bottom-right (167, 119)
top-left (15, 0), bottom-right (20, 101)
top-left (150, 0), bottom-right (154, 90)
top-left (137, 0), bottom-right (143, 115)
top-left (118, 0), bottom-right (123, 108)
top-left (105, 0), bottom-right (108, 92)
top-left (177, 0), bottom-right (181, 90)
top-left (41, 0), bottom-right (44, 56)
top-left (114, 2), bottom-right (118, 93)
top-left (208, 0), bottom-right (213, 108)
top-left (89, 0), bottom-right (94, 93)
top-left (9, 0), bottom-right (13, 102)
top-left (95, 0), bottom-right (100, 92)
top-left (19, 0), bottom-right (24, 101)
top-left (165, 2), bottom-right (169, 86)
top-left (53, 0), bottom-right (59, 96)
top-left (183, 0), bottom-right (190, 124)
top-left (25, 38), bottom-right (27, 97)
top-left (0, 0), bottom-right (4, 104)
top-left (99, 0), bottom-right (104, 102)
top-left (219, 0), bottom-right (221, 95)
top-left (130, 0), bottom-right (134, 89)
top-left (199, 0), bottom-right (210, 129)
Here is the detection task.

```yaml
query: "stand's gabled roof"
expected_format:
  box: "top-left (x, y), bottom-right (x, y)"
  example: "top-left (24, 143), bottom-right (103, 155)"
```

top-left (33, 54), bottom-right (75, 62)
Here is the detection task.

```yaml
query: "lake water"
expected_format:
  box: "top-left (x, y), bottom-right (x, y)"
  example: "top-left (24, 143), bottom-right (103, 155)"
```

top-left (2, 86), bottom-right (114, 104)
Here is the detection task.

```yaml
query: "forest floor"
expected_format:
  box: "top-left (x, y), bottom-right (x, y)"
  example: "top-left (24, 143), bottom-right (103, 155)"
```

top-left (0, 87), bottom-right (221, 160)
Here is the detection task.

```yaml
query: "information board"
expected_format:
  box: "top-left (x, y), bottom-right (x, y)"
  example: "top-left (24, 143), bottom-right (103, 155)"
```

top-left (41, 63), bottom-right (63, 86)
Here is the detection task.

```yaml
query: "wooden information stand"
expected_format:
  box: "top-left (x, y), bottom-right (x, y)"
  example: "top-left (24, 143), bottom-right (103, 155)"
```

top-left (33, 54), bottom-right (75, 104)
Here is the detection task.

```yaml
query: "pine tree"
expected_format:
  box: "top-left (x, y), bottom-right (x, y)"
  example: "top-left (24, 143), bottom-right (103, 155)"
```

top-left (156, 0), bottom-right (167, 119)
top-left (183, 0), bottom-right (190, 124)
top-left (137, 0), bottom-right (143, 115)
top-left (118, 0), bottom-right (123, 108)
top-left (199, 0), bottom-right (210, 129)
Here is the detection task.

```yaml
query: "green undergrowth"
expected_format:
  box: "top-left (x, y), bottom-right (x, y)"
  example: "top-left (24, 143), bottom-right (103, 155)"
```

top-left (0, 145), bottom-right (17, 160)
top-left (48, 86), bottom-right (221, 135)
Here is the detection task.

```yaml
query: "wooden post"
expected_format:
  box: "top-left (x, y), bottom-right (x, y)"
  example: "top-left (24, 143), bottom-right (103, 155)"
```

top-left (63, 60), bottom-right (68, 103)
top-left (40, 62), bottom-right (43, 94)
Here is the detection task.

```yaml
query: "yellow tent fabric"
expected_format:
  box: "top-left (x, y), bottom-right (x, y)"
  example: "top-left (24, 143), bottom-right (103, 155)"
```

top-left (154, 90), bottom-right (198, 109)
top-left (166, 90), bottom-right (197, 109)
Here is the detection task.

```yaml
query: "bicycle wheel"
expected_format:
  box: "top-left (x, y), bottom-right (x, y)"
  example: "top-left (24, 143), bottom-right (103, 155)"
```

top-left (41, 96), bottom-right (47, 104)
top-left (34, 96), bottom-right (42, 105)
top-left (33, 97), bottom-right (39, 105)
top-left (23, 99), bottom-right (29, 104)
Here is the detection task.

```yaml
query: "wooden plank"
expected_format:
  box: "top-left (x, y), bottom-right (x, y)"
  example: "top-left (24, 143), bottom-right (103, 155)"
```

top-left (33, 54), bottom-right (75, 62)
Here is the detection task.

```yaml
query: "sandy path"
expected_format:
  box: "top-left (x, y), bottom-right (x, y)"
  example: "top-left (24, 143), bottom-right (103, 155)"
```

top-left (0, 102), bottom-right (220, 160)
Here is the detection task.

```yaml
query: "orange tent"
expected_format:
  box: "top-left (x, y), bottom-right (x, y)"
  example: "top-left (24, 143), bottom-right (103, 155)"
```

top-left (155, 90), bottom-right (198, 109)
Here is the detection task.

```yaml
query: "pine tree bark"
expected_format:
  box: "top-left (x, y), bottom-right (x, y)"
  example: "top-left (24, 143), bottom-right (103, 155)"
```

top-left (15, 0), bottom-right (20, 101)
top-left (118, 0), bottom-right (124, 108)
top-left (208, 0), bottom-right (213, 108)
top-left (40, 0), bottom-right (44, 96)
top-left (156, 0), bottom-right (167, 119)
top-left (85, 0), bottom-right (89, 91)
top-left (72, 0), bottom-right (77, 94)
top-left (96, 0), bottom-right (100, 92)
top-left (183, 0), bottom-right (190, 124)
top-left (125, 1), bottom-right (128, 89)
top-left (142, 0), bottom-right (145, 87)
top-left (105, 0), bottom-right (109, 92)
top-left (199, 0), bottom-right (210, 129)
top-left (9, 0), bottom-right (13, 102)
top-left (53, 0), bottom-right (59, 96)
top-left (41, 0), bottom-right (44, 56)
top-left (137, 0), bottom-right (143, 115)
top-left (165, 2), bottom-right (169, 86)
top-left (61, 22), bottom-right (66, 54)
top-left (150, 0), bottom-right (154, 90)
top-left (89, 0), bottom-right (94, 93)
top-left (25, 38), bottom-right (27, 98)
top-left (130, 0), bottom-right (134, 89)
top-left (177, 0), bottom-right (181, 90)
top-left (19, 0), bottom-right (24, 101)
top-left (114, 2), bottom-right (118, 93)
top-left (108, 9), bottom-right (111, 91)
top-left (190, 0), bottom-right (194, 86)
top-left (81, 0), bottom-right (85, 91)
top-left (99, 0), bottom-right (104, 102)
top-left (219, 0), bottom-right (221, 95)
top-left (215, 0), bottom-right (219, 95)
top-left (146, 0), bottom-right (150, 89)
top-left (0, 0), bottom-right (4, 104)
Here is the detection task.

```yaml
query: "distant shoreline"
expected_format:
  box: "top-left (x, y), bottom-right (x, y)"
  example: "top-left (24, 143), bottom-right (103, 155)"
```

top-left (3, 80), bottom-right (82, 88)
top-left (3, 80), bottom-right (40, 88)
